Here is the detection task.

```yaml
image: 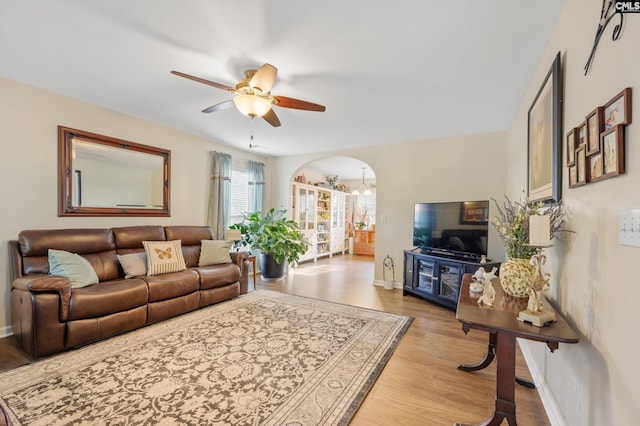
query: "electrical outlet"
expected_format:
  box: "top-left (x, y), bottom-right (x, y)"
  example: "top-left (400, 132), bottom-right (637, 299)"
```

top-left (571, 376), bottom-right (582, 412)
top-left (620, 209), bottom-right (640, 247)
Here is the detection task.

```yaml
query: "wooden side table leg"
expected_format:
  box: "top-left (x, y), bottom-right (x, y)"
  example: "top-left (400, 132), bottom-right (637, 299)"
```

top-left (249, 256), bottom-right (257, 290)
top-left (455, 332), bottom-right (517, 426)
top-left (458, 332), bottom-right (497, 372)
top-left (494, 331), bottom-right (517, 425)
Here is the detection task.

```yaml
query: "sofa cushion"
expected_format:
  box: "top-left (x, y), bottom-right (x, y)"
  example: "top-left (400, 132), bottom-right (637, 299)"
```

top-left (48, 249), bottom-right (99, 289)
top-left (139, 269), bottom-right (200, 302)
top-left (19, 229), bottom-right (117, 280)
top-left (67, 279), bottom-right (149, 320)
top-left (165, 226), bottom-right (214, 267)
top-left (112, 226), bottom-right (166, 254)
top-left (143, 240), bottom-right (186, 276)
top-left (198, 240), bottom-right (233, 266)
top-left (196, 263), bottom-right (241, 290)
top-left (117, 252), bottom-right (147, 278)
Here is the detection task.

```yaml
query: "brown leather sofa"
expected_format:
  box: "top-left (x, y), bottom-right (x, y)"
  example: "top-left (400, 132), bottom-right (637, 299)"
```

top-left (9, 225), bottom-right (250, 359)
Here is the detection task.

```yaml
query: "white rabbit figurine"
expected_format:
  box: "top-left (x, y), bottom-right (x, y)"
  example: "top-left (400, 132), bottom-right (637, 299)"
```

top-left (477, 267), bottom-right (498, 307)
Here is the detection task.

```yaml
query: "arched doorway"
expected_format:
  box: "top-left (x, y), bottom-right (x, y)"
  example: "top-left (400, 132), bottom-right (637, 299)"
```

top-left (291, 156), bottom-right (376, 264)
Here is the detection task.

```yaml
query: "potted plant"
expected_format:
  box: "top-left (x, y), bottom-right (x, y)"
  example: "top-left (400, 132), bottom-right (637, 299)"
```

top-left (492, 195), bottom-right (569, 297)
top-left (230, 208), bottom-right (310, 280)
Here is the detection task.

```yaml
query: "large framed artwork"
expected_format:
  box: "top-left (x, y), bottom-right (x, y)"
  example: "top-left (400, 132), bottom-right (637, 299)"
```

top-left (528, 52), bottom-right (562, 203)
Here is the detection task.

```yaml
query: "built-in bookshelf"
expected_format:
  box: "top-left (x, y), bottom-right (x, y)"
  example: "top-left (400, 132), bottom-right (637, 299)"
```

top-left (291, 183), bottom-right (349, 262)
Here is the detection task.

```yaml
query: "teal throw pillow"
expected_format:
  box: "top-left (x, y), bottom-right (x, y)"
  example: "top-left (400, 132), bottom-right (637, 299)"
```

top-left (48, 249), bottom-right (99, 288)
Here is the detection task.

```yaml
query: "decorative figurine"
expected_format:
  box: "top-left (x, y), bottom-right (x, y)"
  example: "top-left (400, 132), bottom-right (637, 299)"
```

top-left (477, 267), bottom-right (498, 307)
top-left (472, 267), bottom-right (486, 283)
top-left (526, 253), bottom-right (550, 313)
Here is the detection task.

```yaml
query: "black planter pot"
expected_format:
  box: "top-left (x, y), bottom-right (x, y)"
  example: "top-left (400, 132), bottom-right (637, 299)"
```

top-left (259, 253), bottom-right (289, 280)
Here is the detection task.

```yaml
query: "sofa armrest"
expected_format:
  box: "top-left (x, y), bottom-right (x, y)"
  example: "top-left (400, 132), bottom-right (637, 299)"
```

top-left (12, 274), bottom-right (71, 321)
top-left (230, 252), bottom-right (251, 294)
top-left (230, 251), bottom-right (250, 267)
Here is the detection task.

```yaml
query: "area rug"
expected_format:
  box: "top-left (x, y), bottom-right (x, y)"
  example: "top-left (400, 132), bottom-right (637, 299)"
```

top-left (0, 290), bottom-right (412, 425)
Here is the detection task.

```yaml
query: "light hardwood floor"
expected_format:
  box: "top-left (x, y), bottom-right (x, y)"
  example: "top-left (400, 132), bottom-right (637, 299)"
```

top-left (0, 255), bottom-right (550, 425)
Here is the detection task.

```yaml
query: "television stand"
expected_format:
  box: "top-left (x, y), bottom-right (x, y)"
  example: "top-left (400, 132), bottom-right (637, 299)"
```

top-left (403, 250), bottom-right (500, 309)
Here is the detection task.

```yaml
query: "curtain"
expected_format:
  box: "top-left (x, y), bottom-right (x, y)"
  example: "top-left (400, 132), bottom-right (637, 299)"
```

top-left (207, 151), bottom-right (232, 239)
top-left (248, 160), bottom-right (265, 214)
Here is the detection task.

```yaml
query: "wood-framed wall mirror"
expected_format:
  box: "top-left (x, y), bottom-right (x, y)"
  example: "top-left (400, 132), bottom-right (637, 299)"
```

top-left (58, 126), bottom-right (171, 217)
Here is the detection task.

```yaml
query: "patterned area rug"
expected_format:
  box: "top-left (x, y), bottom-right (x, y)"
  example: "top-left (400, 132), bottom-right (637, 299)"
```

top-left (0, 290), bottom-right (412, 425)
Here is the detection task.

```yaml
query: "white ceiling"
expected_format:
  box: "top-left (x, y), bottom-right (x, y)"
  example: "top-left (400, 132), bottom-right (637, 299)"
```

top-left (0, 1), bottom-right (563, 179)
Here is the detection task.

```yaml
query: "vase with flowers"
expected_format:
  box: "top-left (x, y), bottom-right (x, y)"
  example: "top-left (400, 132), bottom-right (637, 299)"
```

top-left (492, 195), bottom-right (568, 297)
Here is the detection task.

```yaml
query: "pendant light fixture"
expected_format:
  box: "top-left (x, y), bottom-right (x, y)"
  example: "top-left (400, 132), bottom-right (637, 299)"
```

top-left (352, 167), bottom-right (372, 196)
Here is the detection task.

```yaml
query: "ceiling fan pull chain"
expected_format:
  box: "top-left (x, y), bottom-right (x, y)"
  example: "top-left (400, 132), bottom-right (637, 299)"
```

top-left (249, 117), bottom-right (255, 148)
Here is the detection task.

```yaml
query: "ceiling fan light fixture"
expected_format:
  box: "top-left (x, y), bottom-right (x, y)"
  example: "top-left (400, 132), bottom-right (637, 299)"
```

top-left (233, 94), bottom-right (272, 118)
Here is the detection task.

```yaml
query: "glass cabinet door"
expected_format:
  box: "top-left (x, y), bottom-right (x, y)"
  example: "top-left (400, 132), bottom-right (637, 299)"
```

top-left (307, 188), bottom-right (316, 231)
top-left (417, 259), bottom-right (435, 294)
top-left (297, 186), bottom-right (307, 229)
top-left (438, 263), bottom-right (462, 302)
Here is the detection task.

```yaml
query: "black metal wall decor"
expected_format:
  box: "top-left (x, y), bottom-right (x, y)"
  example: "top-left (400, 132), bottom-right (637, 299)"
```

top-left (584, 1), bottom-right (625, 75)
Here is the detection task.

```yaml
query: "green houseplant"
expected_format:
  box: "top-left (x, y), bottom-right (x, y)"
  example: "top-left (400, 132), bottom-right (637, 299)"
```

top-left (230, 208), bottom-right (310, 279)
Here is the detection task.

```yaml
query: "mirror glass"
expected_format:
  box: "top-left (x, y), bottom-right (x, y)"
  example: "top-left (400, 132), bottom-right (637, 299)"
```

top-left (59, 126), bottom-right (170, 216)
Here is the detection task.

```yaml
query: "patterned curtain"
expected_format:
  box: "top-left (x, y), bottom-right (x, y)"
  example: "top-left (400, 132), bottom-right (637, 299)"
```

top-left (248, 160), bottom-right (265, 214)
top-left (207, 151), bottom-right (232, 239)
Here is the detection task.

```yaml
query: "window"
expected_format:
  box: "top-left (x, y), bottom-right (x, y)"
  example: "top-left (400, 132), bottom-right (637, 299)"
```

top-left (229, 168), bottom-right (249, 225)
top-left (355, 192), bottom-right (376, 226)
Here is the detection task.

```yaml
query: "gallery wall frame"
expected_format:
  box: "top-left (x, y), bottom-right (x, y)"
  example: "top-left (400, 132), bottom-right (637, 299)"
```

top-left (566, 88), bottom-right (630, 188)
top-left (588, 151), bottom-right (603, 182)
top-left (604, 88), bottom-right (632, 129)
top-left (527, 52), bottom-right (562, 203)
top-left (601, 124), bottom-right (625, 179)
top-left (586, 107), bottom-right (603, 156)
top-left (569, 145), bottom-right (587, 188)
top-left (566, 128), bottom-right (576, 167)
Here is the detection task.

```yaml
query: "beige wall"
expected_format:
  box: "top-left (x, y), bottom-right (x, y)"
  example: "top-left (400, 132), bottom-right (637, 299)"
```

top-left (507, 0), bottom-right (640, 424)
top-left (0, 77), bottom-right (269, 333)
top-left (270, 131), bottom-right (509, 287)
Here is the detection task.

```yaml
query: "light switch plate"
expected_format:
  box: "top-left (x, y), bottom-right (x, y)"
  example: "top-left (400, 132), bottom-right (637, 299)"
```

top-left (620, 209), bottom-right (640, 247)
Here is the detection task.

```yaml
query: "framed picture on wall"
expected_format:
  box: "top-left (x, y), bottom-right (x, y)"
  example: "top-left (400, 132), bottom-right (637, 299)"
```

top-left (527, 52), bottom-right (562, 203)
top-left (601, 124), bottom-right (625, 178)
top-left (566, 128), bottom-right (577, 166)
top-left (586, 107), bottom-right (603, 156)
top-left (577, 121), bottom-right (587, 147)
top-left (576, 145), bottom-right (587, 186)
top-left (604, 88), bottom-right (632, 129)
top-left (589, 152), bottom-right (604, 182)
top-left (568, 165), bottom-right (578, 187)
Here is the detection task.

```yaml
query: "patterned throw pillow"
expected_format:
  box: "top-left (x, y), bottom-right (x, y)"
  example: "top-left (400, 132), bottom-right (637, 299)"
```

top-left (117, 252), bottom-right (147, 278)
top-left (198, 240), bottom-right (233, 266)
top-left (142, 240), bottom-right (187, 276)
top-left (48, 249), bottom-right (99, 288)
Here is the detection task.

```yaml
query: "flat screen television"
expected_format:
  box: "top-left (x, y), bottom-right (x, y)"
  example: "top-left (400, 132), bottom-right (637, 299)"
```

top-left (413, 200), bottom-right (489, 260)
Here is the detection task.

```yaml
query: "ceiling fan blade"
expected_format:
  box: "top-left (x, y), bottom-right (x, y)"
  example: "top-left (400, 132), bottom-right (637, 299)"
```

top-left (171, 70), bottom-right (234, 92)
top-left (262, 108), bottom-right (281, 127)
top-left (250, 63), bottom-right (277, 93)
top-left (201, 99), bottom-right (234, 113)
top-left (274, 96), bottom-right (326, 112)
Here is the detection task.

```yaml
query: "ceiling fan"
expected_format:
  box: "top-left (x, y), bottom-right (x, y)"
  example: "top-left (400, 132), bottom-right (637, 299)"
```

top-left (171, 63), bottom-right (325, 127)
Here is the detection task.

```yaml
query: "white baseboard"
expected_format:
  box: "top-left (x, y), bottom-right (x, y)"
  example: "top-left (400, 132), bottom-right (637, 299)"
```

top-left (372, 280), bottom-right (400, 289)
top-left (518, 340), bottom-right (566, 426)
top-left (0, 325), bottom-right (12, 338)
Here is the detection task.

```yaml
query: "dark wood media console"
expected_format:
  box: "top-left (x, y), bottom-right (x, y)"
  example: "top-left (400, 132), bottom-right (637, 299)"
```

top-left (403, 249), bottom-right (500, 309)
